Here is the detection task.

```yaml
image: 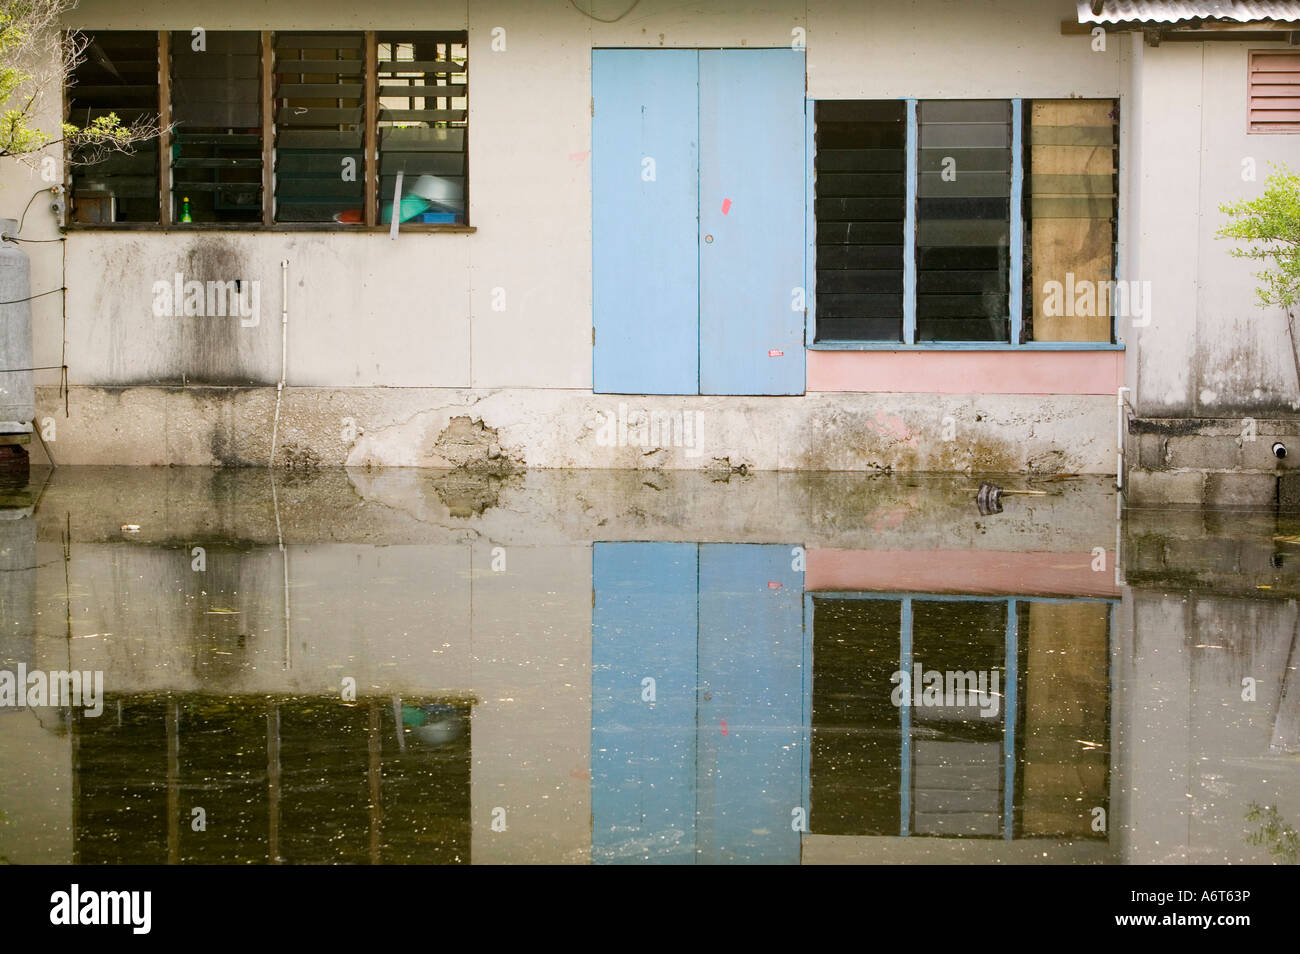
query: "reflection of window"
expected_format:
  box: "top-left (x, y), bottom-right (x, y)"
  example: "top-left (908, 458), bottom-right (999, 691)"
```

top-left (72, 695), bottom-right (471, 863)
top-left (809, 594), bottom-right (1111, 841)
top-left (812, 98), bottom-right (1118, 346)
top-left (66, 31), bottom-right (469, 229)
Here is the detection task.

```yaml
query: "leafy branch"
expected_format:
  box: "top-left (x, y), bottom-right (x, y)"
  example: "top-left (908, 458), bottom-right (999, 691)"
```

top-left (0, 0), bottom-right (163, 170)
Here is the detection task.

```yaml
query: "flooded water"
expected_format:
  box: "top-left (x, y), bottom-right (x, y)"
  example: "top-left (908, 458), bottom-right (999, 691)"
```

top-left (0, 466), bottom-right (1296, 864)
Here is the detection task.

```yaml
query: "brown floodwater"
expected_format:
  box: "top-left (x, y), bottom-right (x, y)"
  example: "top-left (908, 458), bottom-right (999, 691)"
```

top-left (0, 466), bottom-right (1296, 864)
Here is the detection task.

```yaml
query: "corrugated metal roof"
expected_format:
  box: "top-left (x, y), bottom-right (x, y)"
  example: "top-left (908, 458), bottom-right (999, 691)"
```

top-left (1078, 1), bottom-right (1300, 23)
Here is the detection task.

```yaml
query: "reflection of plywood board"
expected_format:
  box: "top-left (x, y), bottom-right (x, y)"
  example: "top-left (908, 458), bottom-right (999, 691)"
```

top-left (1022, 601), bottom-right (1109, 837)
top-left (1030, 100), bottom-right (1116, 342)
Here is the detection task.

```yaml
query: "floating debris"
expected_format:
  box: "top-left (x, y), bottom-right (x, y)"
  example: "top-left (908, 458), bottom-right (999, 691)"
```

top-left (976, 482), bottom-right (1003, 515)
top-left (120, 524), bottom-right (140, 533)
top-left (976, 481), bottom-right (1050, 515)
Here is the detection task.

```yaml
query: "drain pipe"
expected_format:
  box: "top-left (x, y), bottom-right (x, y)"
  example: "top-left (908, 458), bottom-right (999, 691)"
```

top-left (270, 259), bottom-right (289, 468)
top-left (1116, 386), bottom-right (1130, 490)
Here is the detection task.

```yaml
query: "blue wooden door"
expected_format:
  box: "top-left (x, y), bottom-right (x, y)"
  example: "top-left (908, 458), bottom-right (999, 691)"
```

top-left (696, 543), bottom-right (806, 863)
top-left (698, 50), bottom-right (807, 395)
top-left (591, 543), bottom-right (698, 863)
top-left (592, 49), bottom-right (805, 396)
top-left (591, 50), bottom-right (700, 395)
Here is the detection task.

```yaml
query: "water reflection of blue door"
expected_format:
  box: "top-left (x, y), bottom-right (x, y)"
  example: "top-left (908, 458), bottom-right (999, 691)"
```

top-left (591, 543), bottom-right (807, 864)
top-left (591, 543), bottom-right (698, 863)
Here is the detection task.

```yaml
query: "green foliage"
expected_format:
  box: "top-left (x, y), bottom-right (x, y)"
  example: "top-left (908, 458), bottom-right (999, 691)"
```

top-left (1245, 802), bottom-right (1300, 864)
top-left (0, 0), bottom-right (157, 164)
top-left (1218, 165), bottom-right (1300, 314)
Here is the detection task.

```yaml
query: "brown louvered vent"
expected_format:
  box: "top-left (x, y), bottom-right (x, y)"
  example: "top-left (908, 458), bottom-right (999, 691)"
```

top-left (1249, 51), bottom-right (1300, 134)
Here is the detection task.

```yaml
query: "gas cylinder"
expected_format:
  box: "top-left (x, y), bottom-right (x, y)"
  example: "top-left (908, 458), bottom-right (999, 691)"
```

top-left (0, 218), bottom-right (35, 429)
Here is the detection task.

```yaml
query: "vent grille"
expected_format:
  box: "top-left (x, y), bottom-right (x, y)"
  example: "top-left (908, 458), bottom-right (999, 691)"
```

top-left (1249, 51), bottom-right (1300, 133)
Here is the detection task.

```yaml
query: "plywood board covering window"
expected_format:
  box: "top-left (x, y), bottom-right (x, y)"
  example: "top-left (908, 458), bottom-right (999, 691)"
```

top-left (1028, 99), bottom-right (1117, 343)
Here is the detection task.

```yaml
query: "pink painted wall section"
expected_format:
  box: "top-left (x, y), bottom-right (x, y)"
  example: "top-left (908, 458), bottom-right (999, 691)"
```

top-left (806, 549), bottom-right (1121, 599)
top-left (807, 349), bottom-right (1124, 395)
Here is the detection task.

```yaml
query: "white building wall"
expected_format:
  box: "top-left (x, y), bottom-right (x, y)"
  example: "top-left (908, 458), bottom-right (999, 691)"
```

top-left (1128, 39), bottom-right (1300, 418)
top-left (0, 1), bottom-right (1138, 469)
top-left (1, 0), bottom-right (1126, 392)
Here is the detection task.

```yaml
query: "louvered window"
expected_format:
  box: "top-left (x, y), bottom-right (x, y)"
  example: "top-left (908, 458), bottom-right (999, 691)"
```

top-left (65, 31), bottom-right (469, 229)
top-left (812, 101), bottom-right (905, 342)
top-left (170, 31), bottom-right (263, 223)
top-left (376, 32), bottom-right (468, 226)
top-left (273, 33), bottom-right (366, 224)
top-left (1248, 51), bottom-right (1300, 134)
top-left (811, 97), bottom-right (1118, 347)
top-left (67, 31), bottom-right (161, 224)
top-left (916, 100), bottom-right (1011, 342)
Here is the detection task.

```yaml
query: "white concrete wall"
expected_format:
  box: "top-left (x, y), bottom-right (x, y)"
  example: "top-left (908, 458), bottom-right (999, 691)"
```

top-left (0, 0), bottom-right (1124, 395)
top-left (1128, 39), bottom-right (1300, 417)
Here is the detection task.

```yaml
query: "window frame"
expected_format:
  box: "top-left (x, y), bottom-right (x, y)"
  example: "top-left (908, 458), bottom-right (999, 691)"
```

top-left (805, 96), bottom-right (1123, 352)
top-left (65, 29), bottom-right (474, 233)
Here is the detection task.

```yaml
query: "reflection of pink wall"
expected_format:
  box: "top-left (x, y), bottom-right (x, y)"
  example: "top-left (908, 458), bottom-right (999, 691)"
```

top-left (808, 350), bottom-right (1123, 394)
top-left (807, 549), bottom-right (1120, 598)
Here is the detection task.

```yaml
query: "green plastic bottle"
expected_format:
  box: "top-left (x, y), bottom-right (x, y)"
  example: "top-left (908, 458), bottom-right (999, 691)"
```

top-left (180, 196), bottom-right (192, 223)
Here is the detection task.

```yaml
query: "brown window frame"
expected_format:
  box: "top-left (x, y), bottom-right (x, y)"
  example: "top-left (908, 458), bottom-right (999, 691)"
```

top-left (65, 29), bottom-right (473, 232)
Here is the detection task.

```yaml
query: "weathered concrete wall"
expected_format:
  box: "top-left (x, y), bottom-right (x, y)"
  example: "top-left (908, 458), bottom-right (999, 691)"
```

top-left (1127, 40), bottom-right (1300, 419)
top-left (31, 384), bottom-right (1118, 472)
top-left (0, 1), bottom-right (1129, 470)
top-left (1123, 39), bottom-right (1300, 506)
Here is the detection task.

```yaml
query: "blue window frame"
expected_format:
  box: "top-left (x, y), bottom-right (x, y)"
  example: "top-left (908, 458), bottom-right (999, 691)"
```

top-left (806, 97), bottom-right (1123, 351)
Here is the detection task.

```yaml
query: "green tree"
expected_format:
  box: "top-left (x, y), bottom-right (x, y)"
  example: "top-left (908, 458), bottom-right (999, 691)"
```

top-left (1218, 165), bottom-right (1300, 384)
top-left (1, 0), bottom-right (161, 168)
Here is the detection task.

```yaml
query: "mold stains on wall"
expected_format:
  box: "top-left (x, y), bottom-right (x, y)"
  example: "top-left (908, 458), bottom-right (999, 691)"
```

top-left (105, 239), bottom-right (270, 388)
top-left (173, 240), bottom-right (268, 387)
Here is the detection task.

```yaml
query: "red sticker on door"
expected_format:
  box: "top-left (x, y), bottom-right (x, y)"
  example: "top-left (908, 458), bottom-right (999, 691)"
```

top-left (769, 349), bottom-right (784, 357)
top-left (721, 198), bottom-right (732, 214)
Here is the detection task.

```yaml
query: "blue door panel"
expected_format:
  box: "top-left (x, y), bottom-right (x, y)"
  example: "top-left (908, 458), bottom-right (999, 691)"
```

top-left (696, 543), bottom-right (806, 863)
top-left (698, 50), bottom-right (807, 395)
top-left (592, 50), bottom-right (700, 395)
top-left (591, 542), bottom-right (698, 863)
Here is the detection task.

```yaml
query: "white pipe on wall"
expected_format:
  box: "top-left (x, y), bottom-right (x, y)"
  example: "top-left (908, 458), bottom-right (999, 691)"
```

top-left (1117, 386), bottom-right (1130, 490)
top-left (270, 259), bottom-right (289, 468)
